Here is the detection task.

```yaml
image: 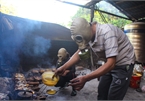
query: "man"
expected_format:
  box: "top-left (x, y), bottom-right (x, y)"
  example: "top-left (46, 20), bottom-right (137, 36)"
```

top-left (55, 18), bottom-right (135, 100)
top-left (54, 48), bottom-right (77, 96)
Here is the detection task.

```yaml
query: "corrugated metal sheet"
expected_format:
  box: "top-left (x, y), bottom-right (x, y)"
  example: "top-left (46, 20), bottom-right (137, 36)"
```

top-left (61, 0), bottom-right (145, 21)
top-left (106, 0), bottom-right (145, 21)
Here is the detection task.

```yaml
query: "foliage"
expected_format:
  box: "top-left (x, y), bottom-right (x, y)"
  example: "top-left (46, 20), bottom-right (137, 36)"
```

top-left (69, 7), bottom-right (131, 28)
top-left (66, 7), bottom-right (91, 28)
top-left (0, 0), bottom-right (17, 15)
top-left (71, 7), bottom-right (90, 21)
top-left (69, 0), bottom-right (132, 28)
top-left (94, 11), bottom-right (132, 28)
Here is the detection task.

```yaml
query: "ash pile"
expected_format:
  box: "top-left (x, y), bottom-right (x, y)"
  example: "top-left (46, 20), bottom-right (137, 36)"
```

top-left (0, 77), bottom-right (14, 100)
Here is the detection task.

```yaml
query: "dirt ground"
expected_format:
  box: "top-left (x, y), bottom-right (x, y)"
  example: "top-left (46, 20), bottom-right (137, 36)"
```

top-left (39, 68), bottom-right (145, 101)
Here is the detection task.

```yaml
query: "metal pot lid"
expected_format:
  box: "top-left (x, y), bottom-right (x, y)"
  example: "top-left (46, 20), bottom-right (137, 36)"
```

top-left (18, 91), bottom-right (32, 98)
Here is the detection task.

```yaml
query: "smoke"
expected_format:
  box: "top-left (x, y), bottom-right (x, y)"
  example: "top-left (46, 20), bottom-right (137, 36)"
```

top-left (0, 30), bottom-right (20, 65)
top-left (0, 14), bottom-right (51, 68)
top-left (21, 35), bottom-right (51, 57)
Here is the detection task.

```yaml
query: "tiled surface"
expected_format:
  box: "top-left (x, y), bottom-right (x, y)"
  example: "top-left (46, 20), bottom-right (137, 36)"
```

top-left (40, 69), bottom-right (145, 101)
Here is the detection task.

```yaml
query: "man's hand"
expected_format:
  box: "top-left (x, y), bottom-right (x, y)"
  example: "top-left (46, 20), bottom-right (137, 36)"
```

top-left (62, 70), bottom-right (70, 76)
top-left (69, 76), bottom-right (87, 91)
top-left (54, 66), bottom-right (66, 76)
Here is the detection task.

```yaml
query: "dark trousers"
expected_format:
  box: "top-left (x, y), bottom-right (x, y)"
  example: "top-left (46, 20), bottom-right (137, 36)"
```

top-left (55, 72), bottom-right (76, 87)
top-left (98, 64), bottom-right (134, 100)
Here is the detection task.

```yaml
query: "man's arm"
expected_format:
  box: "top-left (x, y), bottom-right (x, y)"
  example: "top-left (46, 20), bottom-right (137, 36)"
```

top-left (55, 49), bottom-right (80, 75)
top-left (62, 49), bottom-right (80, 70)
top-left (69, 56), bottom-right (116, 91)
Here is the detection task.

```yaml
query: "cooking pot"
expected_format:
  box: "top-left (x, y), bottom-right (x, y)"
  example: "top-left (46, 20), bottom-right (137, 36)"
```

top-left (42, 71), bottom-right (59, 86)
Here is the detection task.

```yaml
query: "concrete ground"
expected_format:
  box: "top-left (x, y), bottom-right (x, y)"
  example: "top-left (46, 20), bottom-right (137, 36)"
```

top-left (39, 68), bottom-right (145, 101)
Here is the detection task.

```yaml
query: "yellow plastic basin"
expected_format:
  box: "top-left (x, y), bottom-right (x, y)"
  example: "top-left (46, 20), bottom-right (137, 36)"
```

top-left (42, 71), bottom-right (59, 86)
